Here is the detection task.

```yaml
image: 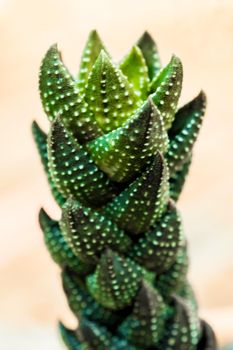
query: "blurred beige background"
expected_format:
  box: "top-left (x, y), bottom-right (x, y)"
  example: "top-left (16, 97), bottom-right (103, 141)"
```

top-left (0, 0), bottom-right (233, 348)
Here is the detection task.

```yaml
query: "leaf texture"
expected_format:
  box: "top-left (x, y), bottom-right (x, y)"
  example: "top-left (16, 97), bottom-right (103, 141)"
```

top-left (151, 55), bottom-right (183, 130)
top-left (87, 249), bottom-right (142, 310)
top-left (84, 50), bottom-right (140, 133)
top-left (39, 44), bottom-right (102, 142)
top-left (86, 98), bottom-right (168, 183)
top-left (137, 31), bottom-right (161, 80)
top-left (102, 153), bottom-right (169, 234)
top-left (60, 198), bottom-right (132, 263)
top-left (47, 117), bottom-right (117, 206)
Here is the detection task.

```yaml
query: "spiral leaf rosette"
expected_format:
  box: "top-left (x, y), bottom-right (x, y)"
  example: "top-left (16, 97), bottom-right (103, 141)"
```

top-left (32, 30), bottom-right (217, 349)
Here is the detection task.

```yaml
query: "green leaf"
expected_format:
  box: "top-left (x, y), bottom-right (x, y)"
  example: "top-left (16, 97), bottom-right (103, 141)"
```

top-left (84, 50), bottom-right (140, 133)
top-left (176, 281), bottom-right (199, 315)
top-left (120, 45), bottom-right (149, 99)
top-left (39, 208), bottom-right (92, 275)
top-left (102, 153), bottom-right (169, 235)
top-left (155, 244), bottom-right (189, 298)
top-left (150, 55), bottom-right (183, 130)
top-left (60, 198), bottom-right (132, 263)
top-left (77, 319), bottom-right (138, 350)
top-left (77, 319), bottom-right (113, 349)
top-left (169, 155), bottom-right (192, 201)
top-left (62, 269), bottom-right (121, 326)
top-left (158, 296), bottom-right (201, 350)
top-left (130, 200), bottom-right (184, 273)
top-left (167, 91), bottom-right (206, 175)
top-left (39, 44), bottom-right (102, 142)
top-left (47, 117), bottom-right (117, 206)
top-left (86, 98), bottom-right (168, 183)
top-left (31, 121), bottom-right (48, 171)
top-left (118, 281), bottom-right (166, 348)
top-left (137, 31), bottom-right (161, 80)
top-left (169, 91), bottom-right (206, 138)
top-left (31, 121), bottom-right (65, 207)
top-left (87, 249), bottom-right (142, 310)
top-left (77, 30), bottom-right (108, 93)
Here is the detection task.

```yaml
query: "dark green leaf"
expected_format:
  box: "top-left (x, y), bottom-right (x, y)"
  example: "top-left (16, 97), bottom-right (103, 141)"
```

top-left (167, 91), bottom-right (206, 175)
top-left (60, 198), bottom-right (132, 263)
top-left (150, 55), bottom-right (183, 130)
top-left (155, 244), bottom-right (189, 298)
top-left (130, 200), bottom-right (183, 273)
top-left (137, 31), bottom-right (161, 80)
top-left (118, 281), bottom-right (166, 347)
top-left (169, 155), bottom-right (192, 201)
top-left (32, 121), bottom-right (65, 206)
top-left (39, 208), bottom-right (92, 275)
top-left (47, 117), bottom-right (117, 206)
top-left (102, 153), bottom-right (169, 235)
top-left (158, 296), bottom-right (201, 350)
top-left (62, 269), bottom-right (121, 326)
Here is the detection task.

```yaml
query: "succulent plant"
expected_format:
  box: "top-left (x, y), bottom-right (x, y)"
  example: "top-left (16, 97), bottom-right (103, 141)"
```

top-left (32, 30), bottom-right (217, 349)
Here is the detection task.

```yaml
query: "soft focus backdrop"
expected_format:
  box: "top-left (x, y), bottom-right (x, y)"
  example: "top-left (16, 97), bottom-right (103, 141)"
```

top-left (0, 0), bottom-right (233, 348)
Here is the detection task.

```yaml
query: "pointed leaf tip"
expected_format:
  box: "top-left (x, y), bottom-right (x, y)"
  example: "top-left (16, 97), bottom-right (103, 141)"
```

top-left (118, 281), bottom-right (166, 347)
top-left (84, 49), bottom-right (140, 133)
top-left (47, 118), bottom-right (117, 206)
top-left (62, 269), bottom-right (120, 326)
top-left (99, 48), bottom-right (109, 59)
top-left (89, 29), bottom-right (99, 38)
top-left (150, 54), bottom-right (183, 130)
top-left (120, 45), bottom-right (149, 99)
top-left (60, 198), bottom-right (132, 263)
top-left (141, 30), bottom-right (152, 39)
top-left (130, 200), bottom-right (183, 273)
top-left (103, 152), bottom-right (169, 234)
top-left (77, 318), bottom-right (116, 349)
top-left (39, 43), bottom-right (102, 142)
top-left (39, 207), bottom-right (91, 274)
top-left (86, 97), bottom-right (168, 183)
top-left (167, 90), bottom-right (206, 175)
top-left (169, 90), bottom-right (206, 138)
top-left (87, 250), bottom-right (142, 310)
top-left (31, 121), bottom-right (48, 171)
top-left (137, 31), bottom-right (161, 80)
top-left (77, 30), bottom-right (108, 91)
top-left (32, 120), bottom-right (65, 206)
